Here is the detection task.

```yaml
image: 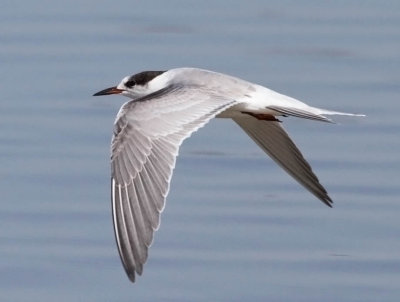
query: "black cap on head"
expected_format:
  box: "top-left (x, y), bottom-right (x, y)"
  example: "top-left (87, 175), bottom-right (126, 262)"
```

top-left (125, 71), bottom-right (166, 88)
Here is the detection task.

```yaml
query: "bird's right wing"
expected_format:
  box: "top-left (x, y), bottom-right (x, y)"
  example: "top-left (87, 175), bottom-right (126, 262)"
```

top-left (233, 117), bottom-right (332, 207)
top-left (111, 84), bottom-right (237, 282)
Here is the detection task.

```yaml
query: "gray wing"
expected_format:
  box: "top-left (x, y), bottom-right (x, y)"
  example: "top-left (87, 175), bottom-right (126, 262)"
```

top-left (111, 85), bottom-right (237, 282)
top-left (233, 117), bottom-right (332, 207)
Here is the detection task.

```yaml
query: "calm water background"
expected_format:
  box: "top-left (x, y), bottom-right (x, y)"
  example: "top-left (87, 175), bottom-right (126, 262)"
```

top-left (1, 0), bottom-right (399, 301)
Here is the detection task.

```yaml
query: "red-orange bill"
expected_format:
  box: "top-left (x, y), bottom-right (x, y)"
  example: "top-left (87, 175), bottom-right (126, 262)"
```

top-left (93, 86), bottom-right (123, 96)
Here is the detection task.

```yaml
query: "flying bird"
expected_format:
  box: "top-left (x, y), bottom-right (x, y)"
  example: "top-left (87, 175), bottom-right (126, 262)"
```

top-left (93, 67), bottom-right (363, 282)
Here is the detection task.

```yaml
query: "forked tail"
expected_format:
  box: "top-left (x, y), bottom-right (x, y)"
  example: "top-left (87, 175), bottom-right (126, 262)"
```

top-left (267, 105), bottom-right (365, 123)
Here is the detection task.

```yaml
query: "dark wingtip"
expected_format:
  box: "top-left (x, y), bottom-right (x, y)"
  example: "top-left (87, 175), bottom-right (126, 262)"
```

top-left (127, 271), bottom-right (136, 283)
top-left (323, 196), bottom-right (333, 208)
top-left (126, 265), bottom-right (143, 283)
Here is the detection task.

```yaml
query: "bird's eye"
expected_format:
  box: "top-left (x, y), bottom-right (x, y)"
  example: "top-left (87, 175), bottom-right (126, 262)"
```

top-left (125, 80), bottom-right (136, 88)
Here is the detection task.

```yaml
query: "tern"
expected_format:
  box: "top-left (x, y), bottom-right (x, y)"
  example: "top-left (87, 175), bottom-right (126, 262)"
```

top-left (93, 67), bottom-right (363, 282)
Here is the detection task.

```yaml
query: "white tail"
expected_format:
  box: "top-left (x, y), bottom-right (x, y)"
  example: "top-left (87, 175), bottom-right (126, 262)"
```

top-left (316, 108), bottom-right (366, 117)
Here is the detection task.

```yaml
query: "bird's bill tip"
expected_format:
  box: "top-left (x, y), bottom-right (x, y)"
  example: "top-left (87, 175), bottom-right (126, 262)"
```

top-left (93, 86), bottom-right (124, 96)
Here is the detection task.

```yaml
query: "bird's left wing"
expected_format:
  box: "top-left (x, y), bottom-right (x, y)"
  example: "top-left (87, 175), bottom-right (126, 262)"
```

top-left (233, 117), bottom-right (333, 207)
top-left (111, 84), bottom-right (237, 282)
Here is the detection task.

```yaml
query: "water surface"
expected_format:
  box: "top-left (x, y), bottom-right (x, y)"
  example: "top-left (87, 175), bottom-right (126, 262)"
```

top-left (1, 1), bottom-right (399, 301)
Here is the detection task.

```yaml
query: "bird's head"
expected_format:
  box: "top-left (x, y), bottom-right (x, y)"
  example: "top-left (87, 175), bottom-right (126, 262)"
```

top-left (93, 70), bottom-right (166, 99)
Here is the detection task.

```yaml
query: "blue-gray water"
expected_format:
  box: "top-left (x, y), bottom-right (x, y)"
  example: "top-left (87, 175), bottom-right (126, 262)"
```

top-left (1, 1), bottom-right (399, 301)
